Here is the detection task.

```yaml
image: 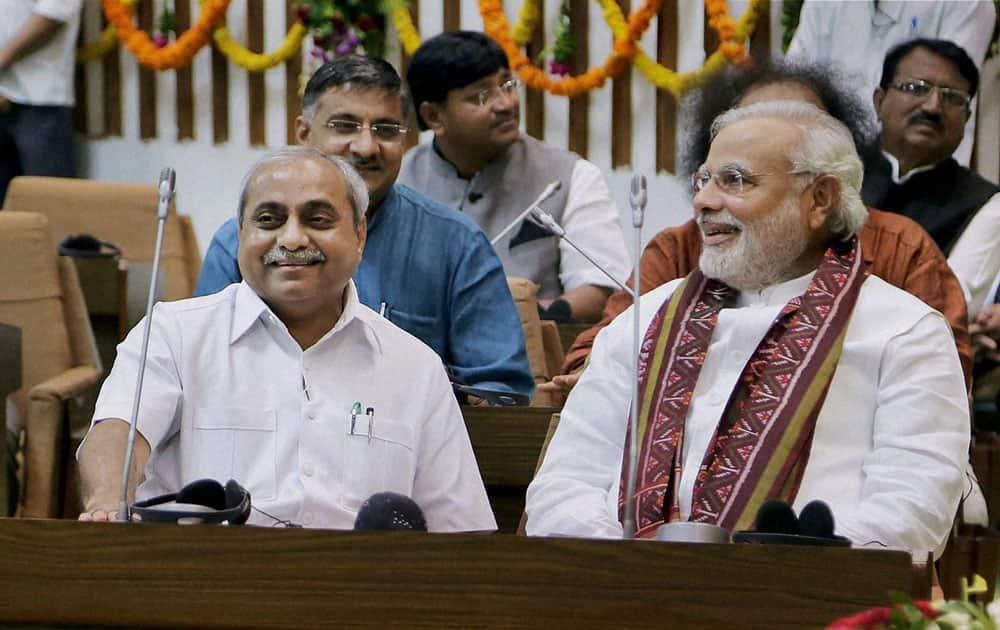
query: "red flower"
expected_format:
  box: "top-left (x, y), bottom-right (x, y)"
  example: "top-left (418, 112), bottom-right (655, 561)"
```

top-left (357, 15), bottom-right (376, 31)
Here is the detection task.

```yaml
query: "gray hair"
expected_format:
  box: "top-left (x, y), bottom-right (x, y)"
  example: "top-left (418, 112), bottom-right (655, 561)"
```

top-left (710, 101), bottom-right (868, 239)
top-left (237, 146), bottom-right (369, 227)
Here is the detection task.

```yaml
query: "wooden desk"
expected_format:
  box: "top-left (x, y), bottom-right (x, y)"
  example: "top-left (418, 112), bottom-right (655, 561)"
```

top-left (463, 406), bottom-right (556, 532)
top-left (0, 323), bottom-right (20, 517)
top-left (0, 518), bottom-right (913, 628)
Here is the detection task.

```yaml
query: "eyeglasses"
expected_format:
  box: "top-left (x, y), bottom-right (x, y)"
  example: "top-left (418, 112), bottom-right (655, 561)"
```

top-left (890, 78), bottom-right (971, 110)
top-left (691, 166), bottom-right (813, 196)
top-left (472, 79), bottom-right (521, 107)
top-left (323, 119), bottom-right (409, 143)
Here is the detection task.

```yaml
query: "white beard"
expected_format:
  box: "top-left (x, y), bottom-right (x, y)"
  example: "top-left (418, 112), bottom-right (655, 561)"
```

top-left (698, 197), bottom-right (810, 291)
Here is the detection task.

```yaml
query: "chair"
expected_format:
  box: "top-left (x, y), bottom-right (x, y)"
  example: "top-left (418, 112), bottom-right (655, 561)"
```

top-left (517, 412), bottom-right (561, 535)
top-left (2, 176), bottom-right (202, 302)
top-left (507, 277), bottom-right (565, 406)
top-left (0, 212), bottom-right (102, 517)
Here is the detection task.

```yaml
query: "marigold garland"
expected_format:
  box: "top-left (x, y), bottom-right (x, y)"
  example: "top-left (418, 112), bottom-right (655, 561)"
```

top-left (213, 22), bottom-right (307, 72)
top-left (77, 0), bottom-right (139, 64)
top-left (386, 0), bottom-right (421, 55)
top-left (511, 0), bottom-right (542, 46)
top-left (600, 0), bottom-right (766, 98)
top-left (480, 0), bottom-right (660, 97)
top-left (102, 0), bottom-right (230, 70)
top-left (388, 0), bottom-right (543, 57)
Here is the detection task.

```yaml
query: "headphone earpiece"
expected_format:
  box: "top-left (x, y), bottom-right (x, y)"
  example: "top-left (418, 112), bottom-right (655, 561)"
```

top-left (131, 478), bottom-right (251, 525)
top-left (58, 234), bottom-right (123, 258)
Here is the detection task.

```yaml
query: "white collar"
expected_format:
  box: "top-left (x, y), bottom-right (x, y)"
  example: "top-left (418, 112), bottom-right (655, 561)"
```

top-left (882, 150), bottom-right (938, 185)
top-left (735, 270), bottom-right (816, 308)
top-left (230, 280), bottom-right (382, 354)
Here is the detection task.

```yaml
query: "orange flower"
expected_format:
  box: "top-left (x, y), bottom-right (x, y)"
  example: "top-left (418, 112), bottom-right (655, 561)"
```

top-left (102, 0), bottom-right (230, 70)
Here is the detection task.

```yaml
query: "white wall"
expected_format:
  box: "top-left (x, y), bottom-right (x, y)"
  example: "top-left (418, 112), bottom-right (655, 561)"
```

top-left (78, 0), bottom-right (998, 264)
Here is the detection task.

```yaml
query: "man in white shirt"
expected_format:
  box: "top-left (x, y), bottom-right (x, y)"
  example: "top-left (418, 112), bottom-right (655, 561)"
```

top-left (77, 147), bottom-right (497, 532)
top-left (0, 0), bottom-right (81, 204)
top-left (398, 31), bottom-right (631, 323)
top-left (525, 102), bottom-right (969, 557)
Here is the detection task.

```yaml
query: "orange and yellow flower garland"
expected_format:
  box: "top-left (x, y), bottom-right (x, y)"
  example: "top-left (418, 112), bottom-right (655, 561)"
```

top-left (101, 0), bottom-right (231, 70)
top-left (600, 0), bottom-right (766, 97)
top-left (480, 0), bottom-right (661, 97)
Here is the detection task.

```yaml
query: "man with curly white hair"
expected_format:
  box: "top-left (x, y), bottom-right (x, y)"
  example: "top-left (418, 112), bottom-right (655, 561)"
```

top-left (526, 102), bottom-right (969, 558)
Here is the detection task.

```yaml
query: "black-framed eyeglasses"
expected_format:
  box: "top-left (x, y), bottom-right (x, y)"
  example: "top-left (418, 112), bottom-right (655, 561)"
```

top-left (890, 78), bottom-right (971, 110)
top-left (473, 79), bottom-right (522, 107)
top-left (691, 166), bottom-right (813, 196)
top-left (323, 119), bottom-right (409, 142)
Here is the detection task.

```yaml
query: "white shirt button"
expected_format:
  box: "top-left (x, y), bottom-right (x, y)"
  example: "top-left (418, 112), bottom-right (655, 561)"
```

top-left (302, 462), bottom-right (315, 477)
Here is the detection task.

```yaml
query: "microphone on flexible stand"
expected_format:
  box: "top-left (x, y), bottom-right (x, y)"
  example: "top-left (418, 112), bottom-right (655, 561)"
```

top-left (622, 174), bottom-right (646, 540)
top-left (118, 167), bottom-right (174, 521)
top-left (117, 169), bottom-right (252, 525)
top-left (526, 174), bottom-right (647, 538)
top-left (489, 181), bottom-right (562, 247)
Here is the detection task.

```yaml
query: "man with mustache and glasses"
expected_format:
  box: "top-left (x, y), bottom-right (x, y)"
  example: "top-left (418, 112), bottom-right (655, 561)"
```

top-left (525, 102), bottom-right (970, 558)
top-left (865, 39), bottom-right (1000, 320)
top-left (195, 56), bottom-right (533, 401)
top-left (398, 31), bottom-right (631, 324)
top-left (77, 147), bottom-right (497, 531)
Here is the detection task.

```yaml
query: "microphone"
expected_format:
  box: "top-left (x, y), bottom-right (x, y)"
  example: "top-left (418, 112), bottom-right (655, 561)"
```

top-left (489, 181), bottom-right (562, 246)
top-left (353, 492), bottom-right (428, 531)
top-left (117, 168), bottom-right (204, 522)
top-left (797, 500), bottom-right (836, 539)
top-left (157, 167), bottom-right (175, 220)
top-left (528, 206), bottom-right (631, 295)
top-left (622, 173), bottom-right (647, 539)
top-left (732, 498), bottom-right (850, 546)
top-left (754, 499), bottom-right (799, 535)
top-left (629, 174), bottom-right (647, 229)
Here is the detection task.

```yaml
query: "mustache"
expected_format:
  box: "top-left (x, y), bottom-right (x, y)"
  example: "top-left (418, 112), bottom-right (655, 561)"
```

top-left (698, 211), bottom-right (744, 230)
top-left (261, 247), bottom-right (326, 265)
top-left (907, 111), bottom-right (943, 130)
top-left (348, 156), bottom-right (379, 170)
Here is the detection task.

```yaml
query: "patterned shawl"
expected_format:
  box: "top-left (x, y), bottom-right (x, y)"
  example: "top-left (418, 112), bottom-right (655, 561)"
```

top-left (619, 237), bottom-right (867, 537)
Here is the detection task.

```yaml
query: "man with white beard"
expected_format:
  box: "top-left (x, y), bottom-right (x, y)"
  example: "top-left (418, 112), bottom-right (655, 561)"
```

top-left (524, 101), bottom-right (970, 558)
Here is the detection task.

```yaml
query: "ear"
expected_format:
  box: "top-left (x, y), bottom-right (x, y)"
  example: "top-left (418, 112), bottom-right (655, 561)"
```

top-left (803, 174), bottom-right (840, 231)
top-left (295, 115), bottom-right (311, 145)
top-left (872, 87), bottom-right (885, 115)
top-left (355, 215), bottom-right (367, 255)
top-left (419, 101), bottom-right (446, 135)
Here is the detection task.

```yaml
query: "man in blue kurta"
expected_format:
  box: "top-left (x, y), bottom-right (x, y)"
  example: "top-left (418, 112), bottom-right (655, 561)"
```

top-left (195, 56), bottom-right (533, 398)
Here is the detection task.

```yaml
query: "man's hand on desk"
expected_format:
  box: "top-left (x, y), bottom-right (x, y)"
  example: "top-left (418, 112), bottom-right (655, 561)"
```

top-left (78, 507), bottom-right (123, 522)
top-left (971, 304), bottom-right (1000, 363)
top-left (537, 372), bottom-right (581, 394)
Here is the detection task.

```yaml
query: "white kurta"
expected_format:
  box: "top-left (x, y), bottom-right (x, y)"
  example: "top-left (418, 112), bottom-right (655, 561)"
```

top-left (526, 272), bottom-right (970, 558)
top-left (83, 281), bottom-right (497, 533)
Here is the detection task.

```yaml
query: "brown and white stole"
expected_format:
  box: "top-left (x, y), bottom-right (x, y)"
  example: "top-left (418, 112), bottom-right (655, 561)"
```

top-left (618, 237), bottom-right (867, 538)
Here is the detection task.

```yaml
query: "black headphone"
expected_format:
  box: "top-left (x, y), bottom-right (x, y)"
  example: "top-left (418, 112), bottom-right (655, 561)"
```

top-left (58, 234), bottom-right (122, 258)
top-left (131, 479), bottom-right (251, 525)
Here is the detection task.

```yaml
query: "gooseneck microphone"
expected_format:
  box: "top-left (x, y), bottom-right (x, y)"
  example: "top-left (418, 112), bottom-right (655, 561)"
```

top-left (118, 168), bottom-right (175, 520)
top-left (524, 174), bottom-right (647, 538)
top-left (489, 181), bottom-right (562, 246)
top-left (622, 173), bottom-right (646, 539)
top-left (353, 492), bottom-right (428, 531)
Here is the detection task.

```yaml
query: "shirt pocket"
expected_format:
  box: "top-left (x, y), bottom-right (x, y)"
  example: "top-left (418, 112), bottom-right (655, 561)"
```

top-left (386, 307), bottom-right (443, 355)
top-left (191, 408), bottom-right (277, 501)
top-left (339, 416), bottom-right (417, 512)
